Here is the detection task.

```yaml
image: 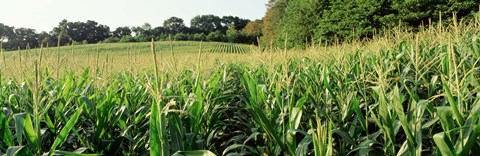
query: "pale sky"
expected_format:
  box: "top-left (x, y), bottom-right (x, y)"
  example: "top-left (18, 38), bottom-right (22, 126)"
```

top-left (0, 0), bottom-right (268, 32)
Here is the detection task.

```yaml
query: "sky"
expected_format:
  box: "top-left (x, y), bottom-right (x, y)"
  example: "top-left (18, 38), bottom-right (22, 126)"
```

top-left (0, 0), bottom-right (268, 32)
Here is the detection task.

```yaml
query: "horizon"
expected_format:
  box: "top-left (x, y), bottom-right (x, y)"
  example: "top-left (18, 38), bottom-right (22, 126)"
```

top-left (1, 0), bottom-right (268, 32)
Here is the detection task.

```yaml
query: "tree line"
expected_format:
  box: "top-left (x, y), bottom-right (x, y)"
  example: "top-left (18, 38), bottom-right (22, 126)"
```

top-left (0, 15), bottom-right (263, 51)
top-left (262, 0), bottom-right (480, 48)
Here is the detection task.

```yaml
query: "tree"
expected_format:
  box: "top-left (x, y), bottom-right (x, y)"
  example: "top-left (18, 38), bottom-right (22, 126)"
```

top-left (85, 20), bottom-right (110, 43)
top-left (11, 28), bottom-right (39, 49)
top-left (112, 26), bottom-right (132, 38)
top-left (51, 19), bottom-right (71, 46)
top-left (389, 0), bottom-right (480, 27)
top-left (152, 26), bottom-right (166, 37)
top-left (221, 16), bottom-right (250, 31)
top-left (277, 0), bottom-right (329, 48)
top-left (262, 0), bottom-right (288, 45)
top-left (37, 31), bottom-right (54, 47)
top-left (314, 1), bottom-right (391, 43)
top-left (242, 20), bottom-right (263, 45)
top-left (243, 20), bottom-right (263, 36)
top-left (63, 20), bottom-right (110, 44)
top-left (163, 17), bottom-right (187, 34)
top-left (132, 23), bottom-right (155, 42)
top-left (190, 15), bottom-right (223, 34)
top-left (226, 24), bottom-right (239, 43)
top-left (0, 23), bottom-right (15, 43)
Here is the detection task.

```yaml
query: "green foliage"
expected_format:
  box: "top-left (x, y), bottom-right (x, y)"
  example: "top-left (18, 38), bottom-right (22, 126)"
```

top-left (0, 23), bottom-right (15, 42)
top-left (190, 15), bottom-right (223, 34)
top-left (315, 0), bottom-right (387, 43)
top-left (270, 0), bottom-right (480, 47)
top-left (1, 27), bottom-right (480, 155)
top-left (103, 37), bottom-right (120, 43)
top-left (112, 26), bottom-right (132, 38)
top-left (221, 16), bottom-right (250, 31)
top-left (262, 0), bottom-right (288, 45)
top-left (10, 28), bottom-right (39, 49)
top-left (389, 0), bottom-right (480, 27)
top-left (226, 24), bottom-right (239, 43)
top-left (65, 20), bottom-right (111, 44)
top-left (163, 17), bottom-right (187, 34)
top-left (174, 33), bottom-right (190, 41)
top-left (277, 0), bottom-right (328, 48)
top-left (207, 31), bottom-right (226, 42)
top-left (190, 33), bottom-right (207, 41)
top-left (119, 35), bottom-right (137, 43)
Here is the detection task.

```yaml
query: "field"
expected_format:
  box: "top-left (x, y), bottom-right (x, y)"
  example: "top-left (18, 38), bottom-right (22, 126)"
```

top-left (1, 22), bottom-right (480, 156)
top-left (0, 41), bottom-right (255, 78)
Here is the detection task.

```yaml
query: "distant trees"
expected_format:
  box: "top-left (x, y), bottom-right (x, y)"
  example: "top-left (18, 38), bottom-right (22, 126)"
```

top-left (12, 28), bottom-right (39, 49)
top-left (51, 19), bottom-right (71, 46)
top-left (132, 23), bottom-right (155, 42)
top-left (1, 24), bottom-right (40, 50)
top-left (0, 23), bottom-right (15, 42)
top-left (221, 16), bottom-right (250, 31)
top-left (163, 17), bottom-right (187, 35)
top-left (65, 20), bottom-right (110, 44)
top-left (37, 31), bottom-right (53, 47)
top-left (112, 26), bottom-right (132, 38)
top-left (0, 14), bottom-right (261, 51)
top-left (191, 15), bottom-right (223, 34)
top-left (50, 19), bottom-right (111, 45)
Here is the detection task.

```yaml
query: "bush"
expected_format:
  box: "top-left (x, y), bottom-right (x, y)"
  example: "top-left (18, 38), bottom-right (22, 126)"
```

top-left (174, 33), bottom-right (189, 41)
top-left (119, 36), bottom-right (136, 43)
top-left (155, 34), bottom-right (168, 41)
top-left (191, 33), bottom-right (207, 41)
top-left (103, 37), bottom-right (120, 43)
top-left (226, 27), bottom-right (239, 43)
top-left (207, 31), bottom-right (226, 42)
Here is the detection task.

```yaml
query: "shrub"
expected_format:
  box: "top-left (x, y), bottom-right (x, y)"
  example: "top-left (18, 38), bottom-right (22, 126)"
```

top-left (103, 37), bottom-right (120, 43)
top-left (191, 33), bottom-right (207, 41)
top-left (207, 31), bottom-right (226, 42)
top-left (119, 36), bottom-right (137, 43)
top-left (174, 33), bottom-right (189, 41)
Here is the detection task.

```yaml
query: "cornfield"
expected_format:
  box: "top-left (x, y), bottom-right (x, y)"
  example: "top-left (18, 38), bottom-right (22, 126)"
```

top-left (1, 18), bottom-right (480, 156)
top-left (207, 43), bottom-right (251, 54)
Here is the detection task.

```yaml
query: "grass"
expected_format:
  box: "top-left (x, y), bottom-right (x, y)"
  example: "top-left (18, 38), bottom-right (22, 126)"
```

top-left (1, 16), bottom-right (480, 155)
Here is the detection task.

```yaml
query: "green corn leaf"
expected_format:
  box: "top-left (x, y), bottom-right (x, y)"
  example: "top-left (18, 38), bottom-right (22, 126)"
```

top-left (442, 77), bottom-right (464, 125)
top-left (49, 103), bottom-right (84, 153)
top-left (13, 113), bottom-right (38, 151)
top-left (433, 132), bottom-right (456, 156)
top-left (456, 112), bottom-right (480, 156)
top-left (150, 99), bottom-right (169, 156)
top-left (13, 113), bottom-right (25, 145)
top-left (4, 146), bottom-right (33, 156)
top-left (437, 106), bottom-right (455, 140)
top-left (53, 150), bottom-right (102, 156)
top-left (333, 129), bottom-right (355, 146)
top-left (172, 150), bottom-right (216, 156)
top-left (0, 107), bottom-right (14, 146)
